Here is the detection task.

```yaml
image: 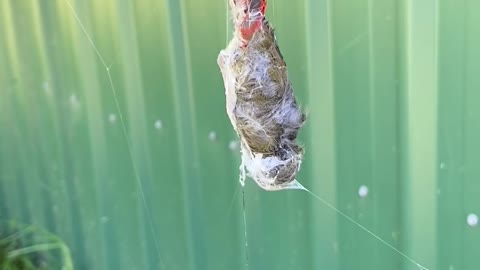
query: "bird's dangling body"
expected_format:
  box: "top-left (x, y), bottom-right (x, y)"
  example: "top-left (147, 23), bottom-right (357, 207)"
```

top-left (218, 0), bottom-right (305, 191)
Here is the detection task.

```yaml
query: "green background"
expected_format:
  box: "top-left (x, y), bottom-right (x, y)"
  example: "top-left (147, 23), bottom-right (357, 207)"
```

top-left (1, 0), bottom-right (479, 269)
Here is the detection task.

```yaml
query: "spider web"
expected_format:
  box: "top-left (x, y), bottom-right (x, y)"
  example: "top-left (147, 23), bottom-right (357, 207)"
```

top-left (63, 0), bottom-right (163, 267)
top-left (63, 0), bottom-right (429, 269)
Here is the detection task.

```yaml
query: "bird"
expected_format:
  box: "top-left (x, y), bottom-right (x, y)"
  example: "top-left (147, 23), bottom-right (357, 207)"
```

top-left (218, 0), bottom-right (306, 191)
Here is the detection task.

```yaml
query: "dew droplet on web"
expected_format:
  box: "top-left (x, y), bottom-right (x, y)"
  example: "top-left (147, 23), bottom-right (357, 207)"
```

top-left (467, 213), bottom-right (478, 227)
top-left (440, 162), bottom-right (446, 169)
top-left (209, 131), bottom-right (217, 141)
top-left (417, 263), bottom-right (429, 270)
top-left (69, 94), bottom-right (78, 106)
top-left (100, 216), bottom-right (109, 224)
top-left (43, 81), bottom-right (52, 94)
top-left (358, 185), bottom-right (369, 198)
top-left (108, 113), bottom-right (116, 124)
top-left (154, 120), bottom-right (162, 130)
top-left (229, 140), bottom-right (239, 151)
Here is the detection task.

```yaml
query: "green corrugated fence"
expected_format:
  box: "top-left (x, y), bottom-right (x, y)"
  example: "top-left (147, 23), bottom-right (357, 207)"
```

top-left (0, 0), bottom-right (479, 269)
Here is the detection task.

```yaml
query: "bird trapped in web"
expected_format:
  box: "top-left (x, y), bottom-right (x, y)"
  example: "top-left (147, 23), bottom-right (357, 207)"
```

top-left (217, 2), bottom-right (431, 269)
top-left (218, 0), bottom-right (306, 191)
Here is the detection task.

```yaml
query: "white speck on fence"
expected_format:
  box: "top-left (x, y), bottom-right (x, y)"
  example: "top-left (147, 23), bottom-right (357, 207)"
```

top-left (154, 120), bottom-right (162, 130)
top-left (70, 94), bottom-right (78, 106)
top-left (108, 113), bottom-right (116, 124)
top-left (358, 185), bottom-right (369, 198)
top-left (209, 131), bottom-right (217, 141)
top-left (467, 213), bottom-right (478, 227)
top-left (229, 140), bottom-right (239, 151)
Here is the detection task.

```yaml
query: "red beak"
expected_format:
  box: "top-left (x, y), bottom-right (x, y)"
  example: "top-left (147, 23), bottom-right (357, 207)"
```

top-left (238, 0), bottom-right (267, 42)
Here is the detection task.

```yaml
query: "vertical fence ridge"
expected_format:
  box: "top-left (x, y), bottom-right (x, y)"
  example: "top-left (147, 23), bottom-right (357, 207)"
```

top-left (401, 0), bottom-right (439, 268)
top-left (305, 0), bottom-right (339, 269)
top-left (164, 0), bottom-right (205, 269)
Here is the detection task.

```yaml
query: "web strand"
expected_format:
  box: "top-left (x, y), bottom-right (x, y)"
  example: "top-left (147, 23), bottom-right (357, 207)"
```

top-left (227, 1), bottom-right (249, 269)
top-left (241, 185), bottom-right (250, 270)
top-left (63, 0), bottom-right (162, 265)
top-left (300, 185), bottom-right (429, 270)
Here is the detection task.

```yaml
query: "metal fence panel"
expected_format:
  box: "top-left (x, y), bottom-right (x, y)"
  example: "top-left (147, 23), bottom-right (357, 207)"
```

top-left (0, 0), bottom-right (479, 269)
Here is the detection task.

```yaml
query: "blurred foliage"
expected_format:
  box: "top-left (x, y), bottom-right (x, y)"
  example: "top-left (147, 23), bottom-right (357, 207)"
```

top-left (0, 220), bottom-right (73, 270)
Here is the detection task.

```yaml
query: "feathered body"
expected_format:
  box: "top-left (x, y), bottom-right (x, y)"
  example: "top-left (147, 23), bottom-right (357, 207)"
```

top-left (218, 0), bottom-right (305, 190)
